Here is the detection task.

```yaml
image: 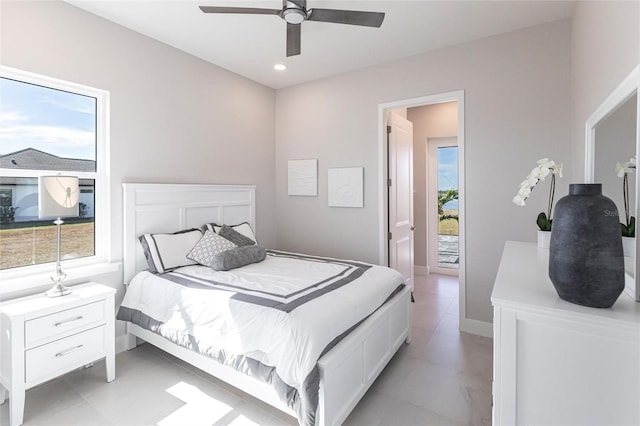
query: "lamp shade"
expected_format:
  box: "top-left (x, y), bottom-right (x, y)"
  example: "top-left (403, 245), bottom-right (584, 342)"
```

top-left (38, 176), bottom-right (79, 219)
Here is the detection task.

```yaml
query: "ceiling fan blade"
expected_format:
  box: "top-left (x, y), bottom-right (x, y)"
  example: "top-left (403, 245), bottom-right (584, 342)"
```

top-left (199, 6), bottom-right (281, 15)
top-left (286, 23), bottom-right (301, 57)
top-left (307, 8), bottom-right (385, 27)
top-left (286, 0), bottom-right (306, 9)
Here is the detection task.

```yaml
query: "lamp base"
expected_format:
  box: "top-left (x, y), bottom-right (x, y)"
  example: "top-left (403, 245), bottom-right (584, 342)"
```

top-left (46, 283), bottom-right (71, 298)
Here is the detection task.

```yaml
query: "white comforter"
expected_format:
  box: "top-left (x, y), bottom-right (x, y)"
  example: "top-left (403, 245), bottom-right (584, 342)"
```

top-left (120, 251), bottom-right (404, 390)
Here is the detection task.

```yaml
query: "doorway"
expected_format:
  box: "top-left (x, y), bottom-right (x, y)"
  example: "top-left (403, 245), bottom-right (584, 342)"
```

top-left (378, 91), bottom-right (468, 331)
top-left (428, 137), bottom-right (459, 276)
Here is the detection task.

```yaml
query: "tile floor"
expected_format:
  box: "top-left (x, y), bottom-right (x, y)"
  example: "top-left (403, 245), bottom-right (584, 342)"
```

top-left (0, 274), bottom-right (493, 426)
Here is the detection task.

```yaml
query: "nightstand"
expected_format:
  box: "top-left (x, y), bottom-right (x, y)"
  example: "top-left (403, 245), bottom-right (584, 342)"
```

top-left (0, 282), bottom-right (116, 426)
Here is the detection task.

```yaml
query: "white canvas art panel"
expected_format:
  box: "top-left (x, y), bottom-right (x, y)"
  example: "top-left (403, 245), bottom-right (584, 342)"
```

top-left (288, 159), bottom-right (318, 196)
top-left (328, 167), bottom-right (364, 208)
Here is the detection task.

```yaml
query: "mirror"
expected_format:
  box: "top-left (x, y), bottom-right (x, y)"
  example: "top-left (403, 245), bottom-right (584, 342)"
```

top-left (585, 64), bottom-right (640, 301)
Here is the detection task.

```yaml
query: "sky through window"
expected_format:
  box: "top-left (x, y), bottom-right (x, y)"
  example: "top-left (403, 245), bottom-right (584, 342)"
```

top-left (0, 77), bottom-right (96, 161)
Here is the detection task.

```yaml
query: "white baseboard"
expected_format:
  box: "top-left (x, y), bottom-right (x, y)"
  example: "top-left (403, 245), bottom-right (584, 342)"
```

top-left (460, 317), bottom-right (493, 338)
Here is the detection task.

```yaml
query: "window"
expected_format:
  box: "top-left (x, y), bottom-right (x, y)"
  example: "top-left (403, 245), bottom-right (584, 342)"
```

top-left (0, 66), bottom-right (109, 277)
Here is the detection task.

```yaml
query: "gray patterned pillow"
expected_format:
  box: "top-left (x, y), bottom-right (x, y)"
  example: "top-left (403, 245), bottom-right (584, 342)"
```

top-left (210, 245), bottom-right (267, 271)
top-left (186, 230), bottom-right (238, 267)
top-left (219, 225), bottom-right (256, 246)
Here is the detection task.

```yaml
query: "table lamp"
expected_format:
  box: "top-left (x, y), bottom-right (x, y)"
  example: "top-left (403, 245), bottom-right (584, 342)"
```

top-left (38, 175), bottom-right (79, 297)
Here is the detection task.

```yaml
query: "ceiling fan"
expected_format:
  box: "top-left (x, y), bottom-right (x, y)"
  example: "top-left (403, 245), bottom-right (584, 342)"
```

top-left (199, 1), bottom-right (385, 57)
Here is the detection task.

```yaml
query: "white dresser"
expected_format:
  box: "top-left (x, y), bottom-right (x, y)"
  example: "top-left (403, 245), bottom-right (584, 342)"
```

top-left (0, 282), bottom-right (116, 426)
top-left (492, 241), bottom-right (640, 425)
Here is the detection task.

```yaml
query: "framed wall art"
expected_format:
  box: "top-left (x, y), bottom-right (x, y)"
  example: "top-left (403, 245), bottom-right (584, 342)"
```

top-left (328, 167), bottom-right (364, 207)
top-left (288, 159), bottom-right (318, 196)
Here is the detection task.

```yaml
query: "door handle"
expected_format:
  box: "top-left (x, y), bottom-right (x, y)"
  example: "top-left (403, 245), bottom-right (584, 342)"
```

top-left (411, 226), bottom-right (415, 231)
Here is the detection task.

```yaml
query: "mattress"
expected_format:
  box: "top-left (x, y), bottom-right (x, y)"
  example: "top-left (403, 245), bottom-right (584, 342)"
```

top-left (117, 250), bottom-right (405, 425)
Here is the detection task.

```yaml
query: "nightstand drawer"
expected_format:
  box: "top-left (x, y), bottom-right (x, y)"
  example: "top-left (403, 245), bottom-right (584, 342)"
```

top-left (25, 325), bottom-right (106, 385)
top-left (25, 300), bottom-right (106, 348)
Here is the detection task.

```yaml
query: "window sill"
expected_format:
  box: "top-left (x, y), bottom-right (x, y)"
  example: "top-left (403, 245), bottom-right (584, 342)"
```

top-left (0, 260), bottom-right (121, 300)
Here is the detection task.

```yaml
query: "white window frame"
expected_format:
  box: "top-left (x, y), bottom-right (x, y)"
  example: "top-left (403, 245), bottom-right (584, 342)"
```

top-left (0, 66), bottom-right (115, 294)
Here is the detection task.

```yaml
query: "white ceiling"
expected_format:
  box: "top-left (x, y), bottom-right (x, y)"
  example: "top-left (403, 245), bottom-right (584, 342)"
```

top-left (65, 1), bottom-right (575, 89)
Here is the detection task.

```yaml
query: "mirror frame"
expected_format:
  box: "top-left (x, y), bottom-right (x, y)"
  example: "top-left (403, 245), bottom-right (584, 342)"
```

top-left (585, 64), bottom-right (640, 301)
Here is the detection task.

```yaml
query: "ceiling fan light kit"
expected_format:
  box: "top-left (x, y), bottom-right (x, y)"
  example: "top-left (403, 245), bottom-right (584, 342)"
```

top-left (200, 0), bottom-right (385, 57)
top-left (282, 7), bottom-right (306, 24)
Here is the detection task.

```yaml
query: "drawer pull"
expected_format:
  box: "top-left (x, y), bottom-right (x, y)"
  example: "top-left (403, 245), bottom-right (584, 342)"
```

top-left (55, 345), bottom-right (84, 358)
top-left (55, 316), bottom-right (84, 327)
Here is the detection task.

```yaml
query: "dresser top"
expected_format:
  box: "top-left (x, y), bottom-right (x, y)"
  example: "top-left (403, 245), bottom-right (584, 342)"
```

top-left (492, 241), bottom-right (640, 325)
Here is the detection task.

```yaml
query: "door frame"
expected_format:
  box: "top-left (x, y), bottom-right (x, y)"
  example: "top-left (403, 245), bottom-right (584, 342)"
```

top-left (377, 90), bottom-right (471, 333)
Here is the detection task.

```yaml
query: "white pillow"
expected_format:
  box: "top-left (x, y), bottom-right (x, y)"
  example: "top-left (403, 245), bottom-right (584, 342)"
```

top-left (138, 228), bottom-right (202, 273)
top-left (186, 230), bottom-right (238, 267)
top-left (204, 222), bottom-right (257, 242)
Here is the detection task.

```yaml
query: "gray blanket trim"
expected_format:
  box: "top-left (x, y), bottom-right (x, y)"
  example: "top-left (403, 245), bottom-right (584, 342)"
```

top-left (170, 263), bottom-right (354, 299)
top-left (116, 282), bottom-right (406, 426)
top-left (266, 249), bottom-right (372, 269)
top-left (158, 267), bottom-right (368, 313)
top-left (116, 305), bottom-right (298, 412)
top-left (154, 251), bottom-right (373, 313)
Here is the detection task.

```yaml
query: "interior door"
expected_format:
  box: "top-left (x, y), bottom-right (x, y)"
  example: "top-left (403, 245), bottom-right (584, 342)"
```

top-left (388, 111), bottom-right (414, 292)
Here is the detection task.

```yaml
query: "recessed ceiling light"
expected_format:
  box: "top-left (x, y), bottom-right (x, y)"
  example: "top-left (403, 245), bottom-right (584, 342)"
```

top-left (274, 64), bottom-right (287, 71)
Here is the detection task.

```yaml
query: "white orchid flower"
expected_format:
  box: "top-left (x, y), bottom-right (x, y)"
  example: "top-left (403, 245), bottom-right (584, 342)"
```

top-left (520, 175), bottom-right (538, 189)
top-left (513, 158), bottom-right (562, 231)
top-left (530, 165), bottom-right (551, 180)
top-left (518, 185), bottom-right (532, 200)
top-left (616, 161), bottom-right (634, 178)
top-left (512, 194), bottom-right (526, 206)
top-left (537, 158), bottom-right (555, 169)
top-left (553, 163), bottom-right (563, 178)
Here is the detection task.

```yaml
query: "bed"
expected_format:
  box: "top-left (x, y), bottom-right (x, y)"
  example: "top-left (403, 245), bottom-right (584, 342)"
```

top-left (120, 183), bottom-right (411, 426)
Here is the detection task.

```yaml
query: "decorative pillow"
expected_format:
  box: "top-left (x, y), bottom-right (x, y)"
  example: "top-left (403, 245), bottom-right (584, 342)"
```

top-left (204, 222), bottom-right (258, 243)
top-left (186, 230), bottom-right (238, 267)
top-left (138, 228), bottom-right (203, 273)
top-left (218, 224), bottom-right (256, 246)
top-left (210, 245), bottom-right (267, 271)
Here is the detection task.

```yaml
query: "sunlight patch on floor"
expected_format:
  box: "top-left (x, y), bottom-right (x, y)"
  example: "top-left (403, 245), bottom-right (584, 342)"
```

top-left (158, 381), bottom-right (233, 426)
top-left (227, 415), bottom-right (261, 426)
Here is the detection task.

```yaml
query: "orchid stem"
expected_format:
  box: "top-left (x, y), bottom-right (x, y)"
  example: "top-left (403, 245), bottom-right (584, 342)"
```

top-left (623, 173), bottom-right (630, 226)
top-left (548, 173), bottom-right (555, 221)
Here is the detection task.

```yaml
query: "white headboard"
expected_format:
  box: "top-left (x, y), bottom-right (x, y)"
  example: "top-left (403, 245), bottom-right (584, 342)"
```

top-left (122, 183), bottom-right (256, 284)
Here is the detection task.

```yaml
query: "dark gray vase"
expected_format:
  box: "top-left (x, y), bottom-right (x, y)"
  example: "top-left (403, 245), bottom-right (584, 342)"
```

top-left (549, 184), bottom-right (624, 308)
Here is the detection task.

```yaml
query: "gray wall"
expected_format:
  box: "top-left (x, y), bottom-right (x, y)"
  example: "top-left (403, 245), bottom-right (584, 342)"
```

top-left (0, 1), bottom-right (277, 336)
top-left (571, 1), bottom-right (640, 182)
top-left (275, 20), bottom-right (573, 324)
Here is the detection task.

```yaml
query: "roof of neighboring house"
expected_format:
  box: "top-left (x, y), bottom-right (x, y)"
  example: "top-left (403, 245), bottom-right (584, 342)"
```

top-left (0, 148), bottom-right (95, 172)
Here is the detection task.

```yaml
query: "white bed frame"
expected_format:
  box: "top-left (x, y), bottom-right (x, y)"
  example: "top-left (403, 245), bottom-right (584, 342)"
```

top-left (122, 183), bottom-right (411, 425)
